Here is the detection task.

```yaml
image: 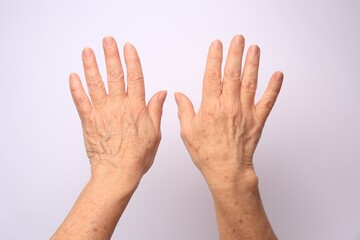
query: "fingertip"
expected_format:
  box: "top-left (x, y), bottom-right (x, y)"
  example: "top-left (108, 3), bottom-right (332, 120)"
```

top-left (174, 92), bottom-right (194, 110)
top-left (275, 71), bottom-right (284, 81)
top-left (82, 47), bottom-right (94, 58)
top-left (69, 72), bottom-right (80, 86)
top-left (148, 91), bottom-right (168, 132)
top-left (233, 34), bottom-right (245, 45)
top-left (158, 90), bottom-right (167, 102)
top-left (69, 72), bottom-right (77, 81)
top-left (270, 71), bottom-right (284, 92)
top-left (148, 91), bottom-right (167, 110)
top-left (249, 44), bottom-right (260, 55)
top-left (174, 92), bottom-right (195, 128)
top-left (174, 92), bottom-right (183, 106)
top-left (103, 36), bottom-right (115, 47)
top-left (212, 39), bottom-right (223, 49)
top-left (124, 42), bottom-right (135, 53)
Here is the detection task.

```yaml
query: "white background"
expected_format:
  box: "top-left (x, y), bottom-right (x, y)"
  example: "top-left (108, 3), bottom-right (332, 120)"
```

top-left (1, 0), bottom-right (360, 239)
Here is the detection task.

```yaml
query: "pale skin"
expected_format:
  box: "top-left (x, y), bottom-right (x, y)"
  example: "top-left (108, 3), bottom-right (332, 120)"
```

top-left (52, 35), bottom-right (283, 239)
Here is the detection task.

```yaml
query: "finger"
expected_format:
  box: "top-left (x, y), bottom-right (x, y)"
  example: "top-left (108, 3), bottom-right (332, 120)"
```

top-left (202, 40), bottom-right (223, 102)
top-left (69, 73), bottom-right (93, 122)
top-left (82, 48), bottom-right (107, 107)
top-left (222, 35), bottom-right (245, 101)
top-left (240, 45), bottom-right (260, 108)
top-left (103, 36), bottom-right (125, 97)
top-left (175, 92), bottom-right (195, 138)
top-left (147, 91), bottom-right (167, 134)
top-left (255, 71), bottom-right (284, 123)
top-left (124, 43), bottom-right (145, 103)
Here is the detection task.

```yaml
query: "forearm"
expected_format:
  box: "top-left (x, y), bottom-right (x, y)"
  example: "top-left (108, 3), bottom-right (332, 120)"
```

top-left (209, 171), bottom-right (276, 240)
top-left (51, 174), bottom-right (139, 240)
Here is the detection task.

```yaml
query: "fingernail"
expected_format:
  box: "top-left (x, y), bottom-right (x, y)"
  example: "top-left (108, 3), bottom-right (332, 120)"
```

top-left (103, 36), bottom-right (115, 47)
top-left (158, 91), bottom-right (167, 101)
top-left (83, 48), bottom-right (93, 58)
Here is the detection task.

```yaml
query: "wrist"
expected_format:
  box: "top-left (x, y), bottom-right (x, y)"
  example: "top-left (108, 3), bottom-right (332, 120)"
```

top-left (90, 165), bottom-right (142, 196)
top-left (202, 167), bottom-right (259, 197)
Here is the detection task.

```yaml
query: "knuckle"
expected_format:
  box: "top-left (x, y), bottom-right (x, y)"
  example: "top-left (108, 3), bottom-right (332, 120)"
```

top-left (149, 131), bottom-right (158, 144)
top-left (261, 89), bottom-right (279, 110)
top-left (241, 80), bottom-right (257, 92)
top-left (152, 107), bottom-right (163, 116)
top-left (180, 128), bottom-right (188, 140)
top-left (223, 105), bottom-right (239, 118)
top-left (74, 95), bottom-right (86, 106)
top-left (128, 69), bottom-right (144, 85)
top-left (247, 61), bottom-right (259, 69)
top-left (224, 68), bottom-right (241, 80)
top-left (70, 86), bottom-right (80, 94)
top-left (270, 87), bottom-right (281, 94)
top-left (157, 132), bottom-right (162, 142)
top-left (108, 66), bottom-right (124, 81)
top-left (205, 68), bottom-right (222, 81)
top-left (88, 79), bottom-right (104, 92)
top-left (264, 99), bottom-right (275, 110)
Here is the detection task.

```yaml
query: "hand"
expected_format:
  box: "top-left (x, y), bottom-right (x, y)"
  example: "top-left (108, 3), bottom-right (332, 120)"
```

top-left (52, 37), bottom-right (166, 240)
top-left (69, 36), bottom-right (167, 186)
top-left (175, 35), bottom-right (283, 190)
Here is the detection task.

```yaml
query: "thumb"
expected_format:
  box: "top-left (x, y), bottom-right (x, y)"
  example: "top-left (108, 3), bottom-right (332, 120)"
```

top-left (174, 92), bottom-right (195, 130)
top-left (147, 90), bottom-right (167, 133)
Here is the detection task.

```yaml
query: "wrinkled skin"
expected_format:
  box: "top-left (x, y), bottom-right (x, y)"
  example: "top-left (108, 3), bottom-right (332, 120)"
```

top-left (175, 35), bottom-right (283, 239)
top-left (175, 35), bottom-right (283, 189)
top-left (70, 37), bottom-right (167, 183)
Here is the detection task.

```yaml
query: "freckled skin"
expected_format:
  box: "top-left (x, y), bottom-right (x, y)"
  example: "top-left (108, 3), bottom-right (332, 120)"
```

top-left (82, 100), bottom-right (158, 177)
top-left (52, 37), bottom-right (167, 240)
top-left (175, 35), bottom-right (283, 239)
top-left (52, 34), bottom-right (282, 240)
